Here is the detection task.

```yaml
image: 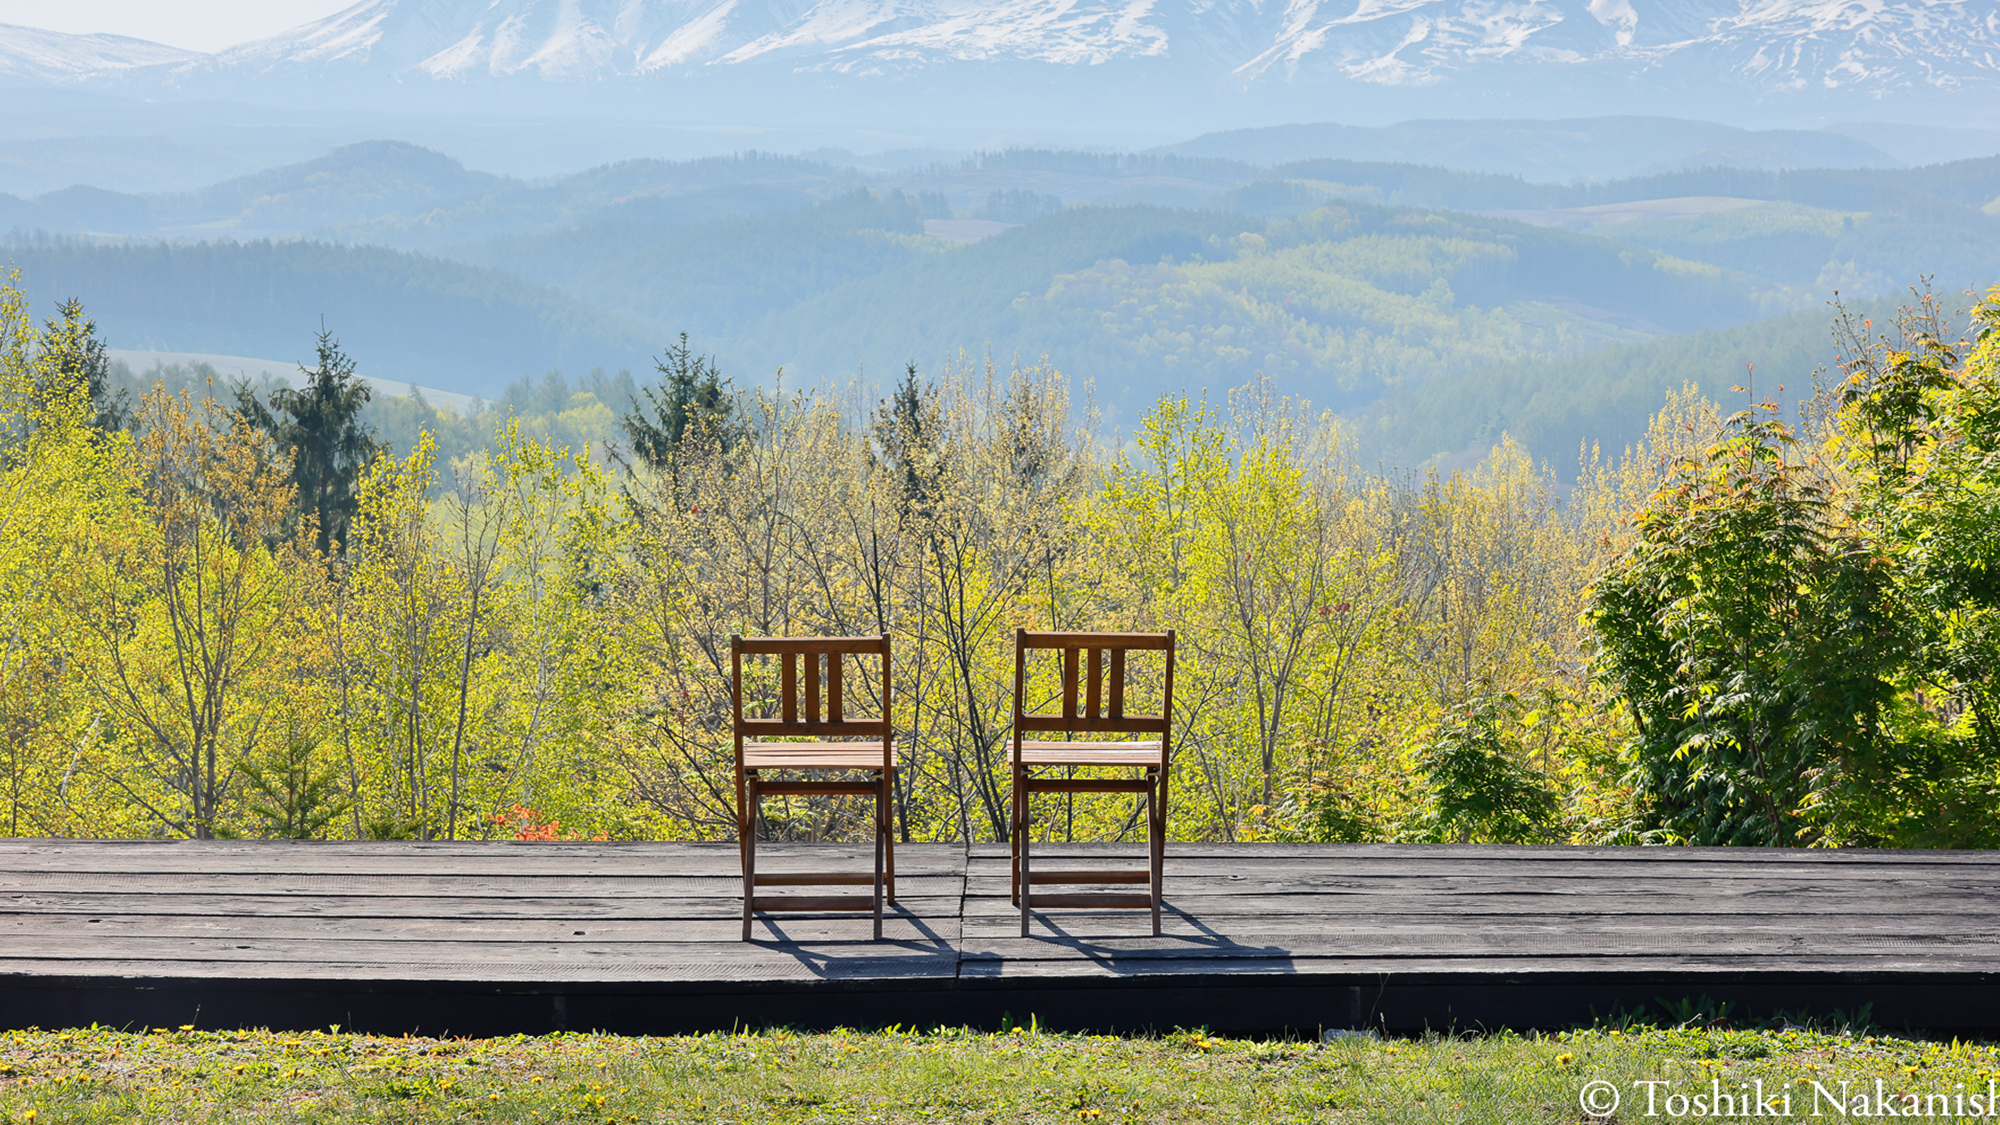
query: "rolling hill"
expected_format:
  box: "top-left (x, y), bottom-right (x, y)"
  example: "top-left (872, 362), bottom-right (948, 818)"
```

top-left (1, 237), bottom-right (658, 395)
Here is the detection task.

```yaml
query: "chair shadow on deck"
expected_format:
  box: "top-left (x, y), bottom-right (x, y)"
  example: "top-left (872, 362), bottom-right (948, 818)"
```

top-left (745, 903), bottom-right (958, 978)
top-left (999, 903), bottom-right (1299, 976)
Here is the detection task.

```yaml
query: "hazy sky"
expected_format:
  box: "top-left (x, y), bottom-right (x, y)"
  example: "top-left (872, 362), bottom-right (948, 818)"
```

top-left (0, 0), bottom-right (354, 52)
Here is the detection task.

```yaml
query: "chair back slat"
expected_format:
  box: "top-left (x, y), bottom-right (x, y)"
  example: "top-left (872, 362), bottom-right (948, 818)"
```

top-left (1085, 647), bottom-right (1102, 719)
top-left (1061, 647), bottom-right (1079, 722)
top-left (731, 635), bottom-right (892, 749)
top-left (1108, 649), bottom-right (1125, 720)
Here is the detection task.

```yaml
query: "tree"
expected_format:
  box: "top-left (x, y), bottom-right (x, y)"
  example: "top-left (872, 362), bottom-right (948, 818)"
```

top-left (344, 432), bottom-right (483, 840)
top-left (236, 712), bottom-right (352, 839)
top-left (1099, 387), bottom-right (1368, 838)
top-left (920, 359), bottom-right (1090, 840)
top-left (1589, 400), bottom-right (1898, 845)
top-left (870, 362), bottom-right (942, 516)
top-left (53, 387), bottom-right (302, 838)
top-left (1414, 694), bottom-right (1559, 843)
top-left (620, 333), bottom-right (736, 473)
top-left (39, 299), bottom-right (128, 434)
top-left (1824, 287), bottom-right (2000, 844)
top-left (236, 325), bottom-right (383, 556)
top-left (480, 420), bottom-right (634, 840)
top-left (1, 276), bottom-right (127, 837)
top-left (1591, 287), bottom-right (2000, 848)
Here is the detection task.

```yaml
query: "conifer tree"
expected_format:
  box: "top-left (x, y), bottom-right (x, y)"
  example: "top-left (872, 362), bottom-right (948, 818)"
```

top-left (870, 362), bottom-right (941, 515)
top-left (37, 298), bottom-right (127, 434)
top-left (236, 325), bottom-right (383, 556)
top-left (620, 333), bottom-right (736, 472)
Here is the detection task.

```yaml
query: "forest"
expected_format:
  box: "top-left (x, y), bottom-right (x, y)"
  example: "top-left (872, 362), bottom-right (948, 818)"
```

top-left (8, 138), bottom-right (1998, 466)
top-left (5, 270), bottom-right (1997, 848)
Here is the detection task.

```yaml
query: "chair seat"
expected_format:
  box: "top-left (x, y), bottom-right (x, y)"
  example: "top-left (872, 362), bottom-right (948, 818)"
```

top-left (744, 742), bottom-right (895, 770)
top-left (1019, 740), bottom-right (1164, 767)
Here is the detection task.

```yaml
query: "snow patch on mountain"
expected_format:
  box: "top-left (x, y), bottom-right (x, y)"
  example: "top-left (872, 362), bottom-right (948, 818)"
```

top-left (1225, 0), bottom-right (1991, 91)
top-left (0, 23), bottom-right (202, 81)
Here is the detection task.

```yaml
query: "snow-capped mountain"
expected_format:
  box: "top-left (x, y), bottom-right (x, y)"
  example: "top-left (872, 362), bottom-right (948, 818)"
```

top-left (0, 23), bottom-right (201, 82)
top-left (178, 0), bottom-right (1997, 93)
top-left (5, 0), bottom-right (1994, 125)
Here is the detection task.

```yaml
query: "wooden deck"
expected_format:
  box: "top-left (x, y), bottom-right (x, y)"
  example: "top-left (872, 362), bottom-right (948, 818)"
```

top-left (3, 840), bottom-right (1998, 1035)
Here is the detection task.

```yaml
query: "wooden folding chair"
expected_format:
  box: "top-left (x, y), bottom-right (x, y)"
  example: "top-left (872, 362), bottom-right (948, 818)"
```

top-left (732, 634), bottom-right (897, 941)
top-left (1011, 628), bottom-right (1175, 937)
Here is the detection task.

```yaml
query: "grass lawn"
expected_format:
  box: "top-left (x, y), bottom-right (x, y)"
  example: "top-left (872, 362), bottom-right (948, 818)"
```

top-left (3, 1020), bottom-right (1997, 1123)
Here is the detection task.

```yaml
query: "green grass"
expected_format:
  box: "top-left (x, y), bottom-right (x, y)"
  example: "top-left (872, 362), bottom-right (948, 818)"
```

top-left (3, 1021), bottom-right (1997, 1123)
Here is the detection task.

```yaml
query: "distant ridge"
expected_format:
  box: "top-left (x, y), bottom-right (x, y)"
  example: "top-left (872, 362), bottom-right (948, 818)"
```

top-left (3, 236), bottom-right (659, 395)
top-left (1154, 118), bottom-right (1907, 183)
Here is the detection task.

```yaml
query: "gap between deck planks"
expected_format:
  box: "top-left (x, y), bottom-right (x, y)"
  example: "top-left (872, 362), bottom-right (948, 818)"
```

top-left (4, 840), bottom-right (2000, 1034)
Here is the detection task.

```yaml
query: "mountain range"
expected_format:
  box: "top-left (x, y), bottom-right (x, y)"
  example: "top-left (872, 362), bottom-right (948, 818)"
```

top-left (3, 0), bottom-right (1996, 128)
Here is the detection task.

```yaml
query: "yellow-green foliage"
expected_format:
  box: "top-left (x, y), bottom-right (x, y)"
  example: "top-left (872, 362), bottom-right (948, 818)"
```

top-left (1587, 288), bottom-right (2000, 847)
top-left (0, 271), bottom-right (132, 837)
top-left (0, 268), bottom-right (1691, 843)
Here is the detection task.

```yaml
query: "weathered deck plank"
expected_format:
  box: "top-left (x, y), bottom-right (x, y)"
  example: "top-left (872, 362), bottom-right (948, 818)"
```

top-left (3, 840), bottom-right (1996, 1035)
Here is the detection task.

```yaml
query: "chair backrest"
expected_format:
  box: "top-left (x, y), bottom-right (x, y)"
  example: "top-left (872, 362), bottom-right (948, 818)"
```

top-left (730, 635), bottom-right (892, 757)
top-left (1012, 629), bottom-right (1175, 753)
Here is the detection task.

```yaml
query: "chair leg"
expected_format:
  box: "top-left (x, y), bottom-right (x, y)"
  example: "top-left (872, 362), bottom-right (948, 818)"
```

top-left (741, 773), bottom-right (758, 942)
top-left (1010, 764), bottom-right (1023, 906)
top-left (885, 766), bottom-right (898, 906)
top-left (1019, 774), bottom-right (1032, 938)
top-left (1148, 768), bottom-right (1162, 937)
top-left (873, 774), bottom-right (886, 941)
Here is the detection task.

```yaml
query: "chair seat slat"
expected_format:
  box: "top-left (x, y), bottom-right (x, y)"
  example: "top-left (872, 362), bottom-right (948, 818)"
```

top-left (1021, 743), bottom-right (1162, 768)
top-left (744, 744), bottom-right (895, 770)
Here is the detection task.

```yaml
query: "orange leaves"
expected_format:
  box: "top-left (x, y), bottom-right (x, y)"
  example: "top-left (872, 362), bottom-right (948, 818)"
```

top-left (490, 805), bottom-right (602, 842)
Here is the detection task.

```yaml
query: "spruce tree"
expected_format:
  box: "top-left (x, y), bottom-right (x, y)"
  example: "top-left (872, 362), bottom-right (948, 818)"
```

top-left (40, 298), bottom-right (129, 433)
top-left (620, 333), bottom-right (736, 472)
top-left (869, 361), bottom-right (941, 516)
top-left (236, 325), bottom-right (383, 555)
